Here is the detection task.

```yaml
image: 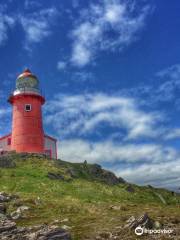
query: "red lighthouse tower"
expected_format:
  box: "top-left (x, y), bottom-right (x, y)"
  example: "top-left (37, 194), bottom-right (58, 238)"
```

top-left (0, 69), bottom-right (57, 158)
top-left (8, 69), bottom-right (45, 153)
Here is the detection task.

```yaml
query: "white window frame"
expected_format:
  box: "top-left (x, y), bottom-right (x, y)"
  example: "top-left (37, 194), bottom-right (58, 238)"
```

top-left (25, 104), bottom-right (32, 112)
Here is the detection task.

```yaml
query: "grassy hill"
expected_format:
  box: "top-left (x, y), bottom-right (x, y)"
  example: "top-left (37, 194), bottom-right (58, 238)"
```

top-left (0, 153), bottom-right (179, 239)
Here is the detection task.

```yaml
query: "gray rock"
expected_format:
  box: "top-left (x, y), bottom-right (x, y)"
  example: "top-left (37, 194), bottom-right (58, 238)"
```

top-left (61, 225), bottom-right (71, 230)
top-left (66, 168), bottom-right (77, 178)
top-left (125, 213), bottom-right (154, 229)
top-left (16, 206), bottom-right (29, 213)
top-left (125, 185), bottom-right (135, 193)
top-left (0, 204), bottom-right (6, 214)
top-left (10, 205), bottom-right (30, 220)
top-left (0, 219), bottom-right (16, 233)
top-left (0, 219), bottom-right (72, 240)
top-left (10, 211), bottom-right (22, 220)
top-left (100, 170), bottom-right (123, 185)
top-left (0, 213), bottom-right (7, 220)
top-left (32, 225), bottom-right (72, 240)
top-left (0, 193), bottom-right (10, 203)
top-left (109, 205), bottom-right (121, 211)
top-left (47, 172), bottom-right (65, 180)
top-left (118, 177), bottom-right (126, 184)
top-left (89, 164), bottom-right (126, 185)
top-left (89, 164), bottom-right (102, 175)
top-left (60, 218), bottom-right (69, 223)
top-left (109, 205), bottom-right (127, 211)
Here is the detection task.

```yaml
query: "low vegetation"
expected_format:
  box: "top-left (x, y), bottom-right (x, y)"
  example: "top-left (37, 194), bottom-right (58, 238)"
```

top-left (0, 153), bottom-right (179, 239)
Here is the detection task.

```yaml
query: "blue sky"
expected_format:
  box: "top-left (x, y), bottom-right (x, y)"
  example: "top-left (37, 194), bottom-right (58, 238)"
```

top-left (0, 0), bottom-right (180, 190)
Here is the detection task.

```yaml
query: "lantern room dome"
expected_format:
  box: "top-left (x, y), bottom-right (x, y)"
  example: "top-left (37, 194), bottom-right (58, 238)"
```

top-left (15, 69), bottom-right (40, 94)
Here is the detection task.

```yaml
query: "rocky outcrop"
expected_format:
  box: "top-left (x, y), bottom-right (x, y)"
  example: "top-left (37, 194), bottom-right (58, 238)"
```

top-left (0, 219), bottom-right (16, 233)
top-left (47, 163), bottom-right (125, 185)
top-left (0, 192), bottom-right (72, 240)
top-left (47, 172), bottom-right (65, 180)
top-left (0, 220), bottom-right (71, 240)
top-left (88, 164), bottom-right (126, 185)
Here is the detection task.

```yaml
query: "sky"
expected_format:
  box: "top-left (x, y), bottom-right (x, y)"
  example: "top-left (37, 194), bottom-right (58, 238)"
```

top-left (0, 0), bottom-right (180, 191)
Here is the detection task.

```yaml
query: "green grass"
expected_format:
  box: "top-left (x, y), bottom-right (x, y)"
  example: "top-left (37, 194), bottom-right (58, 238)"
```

top-left (0, 154), bottom-right (179, 239)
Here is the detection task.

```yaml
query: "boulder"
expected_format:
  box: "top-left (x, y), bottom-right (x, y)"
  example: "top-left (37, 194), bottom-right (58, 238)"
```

top-left (10, 211), bottom-right (22, 220)
top-left (125, 213), bottom-right (154, 229)
top-left (32, 225), bottom-right (72, 240)
top-left (10, 205), bottom-right (30, 220)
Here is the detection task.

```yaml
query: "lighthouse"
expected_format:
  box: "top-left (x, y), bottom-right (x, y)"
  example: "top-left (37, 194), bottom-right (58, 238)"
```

top-left (0, 69), bottom-right (57, 159)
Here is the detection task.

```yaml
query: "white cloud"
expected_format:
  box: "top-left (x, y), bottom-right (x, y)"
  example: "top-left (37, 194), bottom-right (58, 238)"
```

top-left (116, 160), bottom-right (180, 190)
top-left (24, 0), bottom-right (42, 10)
top-left (0, 107), bottom-right (11, 118)
top-left (70, 0), bottom-right (151, 67)
top-left (58, 138), bottom-right (180, 190)
top-left (0, 6), bottom-right (15, 45)
top-left (115, 63), bottom-right (180, 107)
top-left (0, 106), bottom-right (11, 135)
top-left (0, 4), bottom-right (57, 47)
top-left (59, 139), bottom-right (177, 164)
top-left (19, 7), bottom-right (57, 45)
top-left (57, 61), bottom-right (67, 71)
top-left (45, 93), bottom-right (162, 139)
top-left (70, 71), bottom-right (95, 82)
top-left (164, 128), bottom-right (180, 140)
top-left (104, 3), bottom-right (125, 24)
top-left (156, 64), bottom-right (180, 80)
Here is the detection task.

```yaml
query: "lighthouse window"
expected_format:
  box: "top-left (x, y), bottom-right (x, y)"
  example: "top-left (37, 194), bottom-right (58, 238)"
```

top-left (25, 104), bottom-right (32, 112)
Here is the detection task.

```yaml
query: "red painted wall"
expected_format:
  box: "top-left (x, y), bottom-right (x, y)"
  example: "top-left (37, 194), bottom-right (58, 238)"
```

top-left (9, 93), bottom-right (45, 153)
